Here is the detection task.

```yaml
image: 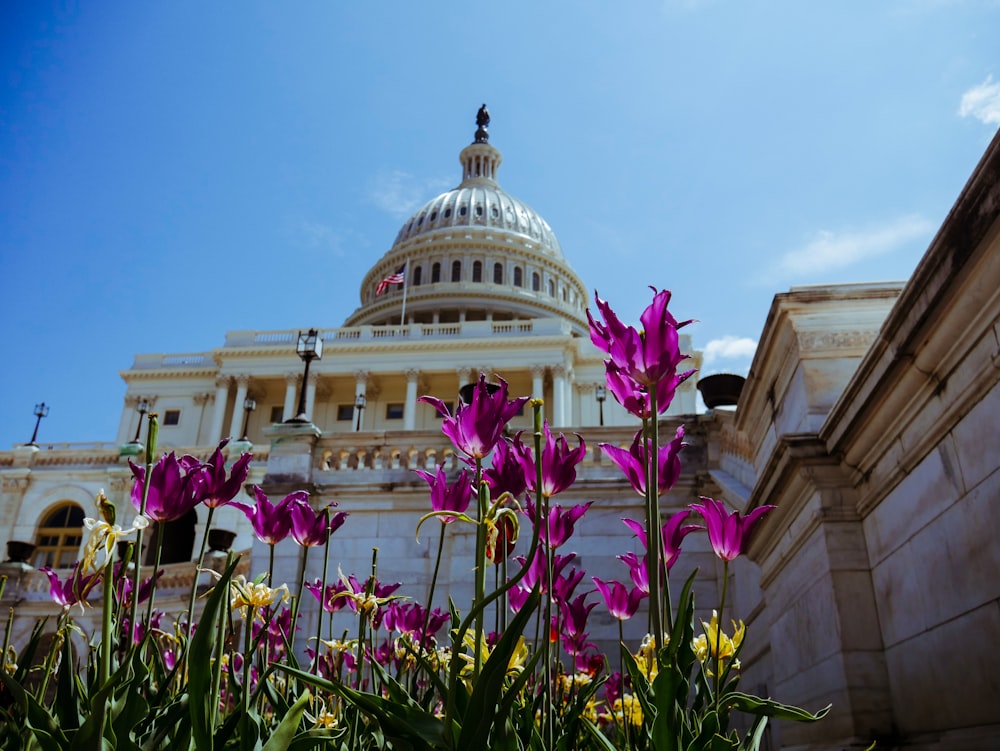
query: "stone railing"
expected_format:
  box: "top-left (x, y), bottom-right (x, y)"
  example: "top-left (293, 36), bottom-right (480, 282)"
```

top-left (308, 424), bottom-right (671, 480)
top-left (132, 353), bottom-right (214, 369)
top-left (224, 318), bottom-right (572, 350)
top-left (0, 443), bottom-right (269, 469)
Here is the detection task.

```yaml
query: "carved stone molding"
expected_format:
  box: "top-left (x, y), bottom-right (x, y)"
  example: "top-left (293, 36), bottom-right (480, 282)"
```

top-left (215, 375), bottom-right (232, 390)
top-left (192, 393), bottom-right (212, 406)
top-left (0, 475), bottom-right (29, 494)
top-left (285, 372), bottom-right (300, 387)
top-left (796, 329), bottom-right (879, 353)
top-left (234, 374), bottom-right (251, 388)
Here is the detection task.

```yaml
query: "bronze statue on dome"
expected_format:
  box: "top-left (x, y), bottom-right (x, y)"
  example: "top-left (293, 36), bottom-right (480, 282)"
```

top-left (474, 103), bottom-right (490, 143)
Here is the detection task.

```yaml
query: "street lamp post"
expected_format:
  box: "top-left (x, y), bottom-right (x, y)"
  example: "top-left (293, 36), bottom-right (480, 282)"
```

top-left (239, 397), bottom-right (256, 441)
top-left (354, 393), bottom-right (367, 432)
top-left (131, 398), bottom-right (150, 443)
top-left (595, 385), bottom-right (606, 427)
top-left (28, 402), bottom-right (49, 445)
top-left (287, 329), bottom-right (323, 423)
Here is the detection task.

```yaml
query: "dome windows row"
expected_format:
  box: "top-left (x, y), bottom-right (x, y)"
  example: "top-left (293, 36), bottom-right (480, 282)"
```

top-left (369, 257), bottom-right (584, 310)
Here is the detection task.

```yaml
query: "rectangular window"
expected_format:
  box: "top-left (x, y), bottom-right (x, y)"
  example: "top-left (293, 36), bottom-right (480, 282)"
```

top-left (163, 409), bottom-right (181, 426)
top-left (385, 403), bottom-right (404, 420)
top-left (269, 405), bottom-right (284, 423)
top-left (337, 404), bottom-right (354, 421)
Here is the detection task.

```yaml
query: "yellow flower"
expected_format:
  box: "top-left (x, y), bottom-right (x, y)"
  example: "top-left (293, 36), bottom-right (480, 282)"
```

top-left (609, 694), bottom-right (643, 728)
top-left (83, 508), bottom-right (149, 569)
top-left (223, 574), bottom-right (289, 617)
top-left (692, 610), bottom-right (744, 675)
top-left (633, 632), bottom-right (669, 681)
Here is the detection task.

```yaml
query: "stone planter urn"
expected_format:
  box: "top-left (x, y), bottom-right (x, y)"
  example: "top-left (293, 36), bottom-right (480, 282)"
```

top-left (696, 373), bottom-right (746, 409)
top-left (207, 529), bottom-right (237, 553)
top-left (5, 540), bottom-right (36, 564)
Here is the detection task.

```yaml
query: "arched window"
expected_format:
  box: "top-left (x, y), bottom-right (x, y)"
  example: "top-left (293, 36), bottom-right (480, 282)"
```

top-left (532, 272), bottom-right (540, 291)
top-left (451, 260), bottom-right (462, 282)
top-left (548, 279), bottom-right (555, 297)
top-left (413, 266), bottom-right (422, 286)
top-left (493, 263), bottom-right (503, 284)
top-left (34, 503), bottom-right (85, 568)
top-left (472, 261), bottom-right (483, 282)
top-left (431, 263), bottom-right (441, 283)
top-left (514, 267), bottom-right (523, 287)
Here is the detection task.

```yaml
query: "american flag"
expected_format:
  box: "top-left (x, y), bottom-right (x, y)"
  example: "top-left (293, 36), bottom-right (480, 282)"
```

top-left (376, 264), bottom-right (406, 295)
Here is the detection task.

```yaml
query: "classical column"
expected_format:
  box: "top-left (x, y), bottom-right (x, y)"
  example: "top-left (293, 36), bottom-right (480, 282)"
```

top-left (207, 376), bottom-right (231, 444)
top-left (404, 369), bottom-right (420, 431)
top-left (552, 365), bottom-right (567, 427)
top-left (228, 375), bottom-right (250, 440)
top-left (305, 372), bottom-right (319, 422)
top-left (192, 393), bottom-right (211, 444)
top-left (283, 373), bottom-right (299, 423)
top-left (531, 365), bottom-right (545, 402)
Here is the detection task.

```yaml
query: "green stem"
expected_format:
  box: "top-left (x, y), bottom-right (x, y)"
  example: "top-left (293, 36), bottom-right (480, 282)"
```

top-left (714, 559), bottom-right (729, 713)
top-left (312, 525), bottom-right (332, 674)
top-left (421, 523), bottom-right (447, 656)
top-left (144, 521), bottom-right (166, 627)
top-left (645, 391), bottom-right (665, 672)
top-left (37, 611), bottom-right (69, 702)
top-left (473, 457), bottom-right (486, 679)
top-left (268, 543), bottom-right (275, 588)
top-left (290, 543), bottom-right (310, 656)
top-left (99, 554), bottom-right (114, 689)
top-left (186, 505), bottom-right (217, 636)
top-left (130, 414), bottom-right (158, 630)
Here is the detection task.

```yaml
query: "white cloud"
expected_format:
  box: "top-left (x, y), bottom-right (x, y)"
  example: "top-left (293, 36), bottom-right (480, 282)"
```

top-left (703, 335), bottom-right (757, 365)
top-left (771, 215), bottom-right (935, 279)
top-left (959, 75), bottom-right (1000, 126)
top-left (367, 171), bottom-right (451, 219)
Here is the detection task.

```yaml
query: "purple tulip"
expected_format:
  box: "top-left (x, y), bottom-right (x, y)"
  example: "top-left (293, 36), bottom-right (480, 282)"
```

top-left (560, 592), bottom-right (597, 639)
top-left (592, 577), bottom-right (647, 620)
top-left (129, 452), bottom-right (208, 522)
top-left (231, 487), bottom-right (306, 545)
top-left (306, 579), bottom-right (351, 613)
top-left (588, 287), bottom-right (692, 387)
top-left (601, 425), bottom-right (686, 498)
top-left (382, 602), bottom-right (449, 647)
top-left (419, 374), bottom-right (528, 459)
top-left (604, 361), bottom-right (694, 420)
top-left (526, 500), bottom-right (592, 548)
top-left (40, 563), bottom-right (102, 609)
top-left (513, 423), bottom-right (586, 499)
top-left (617, 551), bottom-right (649, 594)
top-left (414, 465), bottom-right (474, 523)
top-left (689, 496), bottom-right (775, 561)
top-left (482, 437), bottom-right (527, 499)
top-left (290, 500), bottom-right (347, 547)
top-left (623, 509), bottom-right (702, 572)
top-left (199, 440), bottom-right (253, 509)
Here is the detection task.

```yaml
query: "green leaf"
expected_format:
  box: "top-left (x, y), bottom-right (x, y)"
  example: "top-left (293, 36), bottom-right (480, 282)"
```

top-left (189, 557), bottom-right (239, 751)
top-left (55, 628), bottom-right (81, 731)
top-left (724, 693), bottom-right (831, 722)
top-left (281, 666), bottom-right (445, 750)
top-left (0, 669), bottom-right (70, 751)
top-left (260, 690), bottom-right (311, 751)
top-left (456, 588), bottom-right (539, 751)
top-left (736, 715), bottom-right (768, 751)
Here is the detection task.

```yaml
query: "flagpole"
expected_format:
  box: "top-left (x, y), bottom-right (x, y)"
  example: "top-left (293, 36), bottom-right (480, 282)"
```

top-left (400, 259), bottom-right (409, 328)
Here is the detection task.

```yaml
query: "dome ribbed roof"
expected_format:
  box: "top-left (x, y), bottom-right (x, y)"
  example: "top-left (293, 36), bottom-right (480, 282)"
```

top-left (392, 183), bottom-right (563, 258)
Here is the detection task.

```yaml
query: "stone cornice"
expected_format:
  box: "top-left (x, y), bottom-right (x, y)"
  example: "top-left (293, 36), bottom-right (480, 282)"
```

top-left (820, 131), bottom-right (1000, 513)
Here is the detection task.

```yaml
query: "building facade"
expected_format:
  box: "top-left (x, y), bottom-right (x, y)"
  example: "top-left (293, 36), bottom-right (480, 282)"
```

top-left (2, 113), bottom-right (998, 750)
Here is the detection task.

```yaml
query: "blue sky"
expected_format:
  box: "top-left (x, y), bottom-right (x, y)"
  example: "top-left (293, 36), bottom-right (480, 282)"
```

top-left (1, 1), bottom-right (998, 448)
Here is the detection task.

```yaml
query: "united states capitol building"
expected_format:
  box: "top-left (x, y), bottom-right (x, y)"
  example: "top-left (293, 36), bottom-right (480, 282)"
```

top-left (1, 109), bottom-right (997, 750)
